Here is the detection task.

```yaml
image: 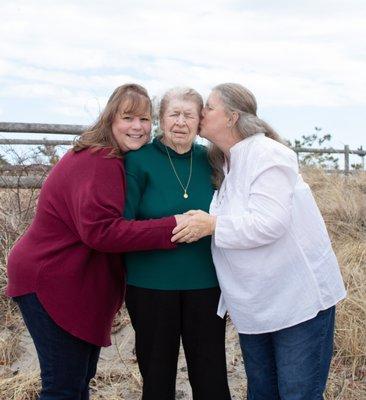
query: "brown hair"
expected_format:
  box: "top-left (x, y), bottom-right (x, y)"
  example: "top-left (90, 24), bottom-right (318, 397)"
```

top-left (159, 87), bottom-right (203, 125)
top-left (208, 83), bottom-right (284, 188)
top-left (73, 83), bottom-right (152, 157)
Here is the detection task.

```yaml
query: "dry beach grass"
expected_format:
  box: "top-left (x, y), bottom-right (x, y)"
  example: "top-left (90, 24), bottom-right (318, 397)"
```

top-left (0, 168), bottom-right (365, 399)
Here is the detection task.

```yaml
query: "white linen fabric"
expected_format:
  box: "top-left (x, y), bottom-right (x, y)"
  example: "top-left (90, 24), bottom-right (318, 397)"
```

top-left (210, 133), bottom-right (346, 334)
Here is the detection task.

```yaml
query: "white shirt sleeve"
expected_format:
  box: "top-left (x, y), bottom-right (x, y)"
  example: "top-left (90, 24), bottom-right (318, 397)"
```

top-left (214, 166), bottom-right (297, 249)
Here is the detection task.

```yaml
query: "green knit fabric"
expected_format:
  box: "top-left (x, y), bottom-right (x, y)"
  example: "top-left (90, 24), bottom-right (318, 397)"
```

top-left (123, 137), bottom-right (219, 290)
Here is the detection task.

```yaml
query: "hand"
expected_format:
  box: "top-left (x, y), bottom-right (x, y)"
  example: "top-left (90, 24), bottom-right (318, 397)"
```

top-left (174, 214), bottom-right (191, 225)
top-left (171, 210), bottom-right (216, 243)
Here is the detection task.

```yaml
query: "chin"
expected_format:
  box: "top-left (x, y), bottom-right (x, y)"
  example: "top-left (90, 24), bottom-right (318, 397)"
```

top-left (173, 138), bottom-right (188, 145)
top-left (129, 143), bottom-right (145, 151)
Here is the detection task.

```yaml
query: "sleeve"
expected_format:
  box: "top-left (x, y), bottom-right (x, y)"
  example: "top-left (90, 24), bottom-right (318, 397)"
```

top-left (71, 152), bottom-right (176, 253)
top-left (214, 164), bottom-right (298, 250)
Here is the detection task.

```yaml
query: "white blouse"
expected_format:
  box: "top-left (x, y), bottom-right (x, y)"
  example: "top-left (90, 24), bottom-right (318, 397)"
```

top-left (210, 133), bottom-right (346, 334)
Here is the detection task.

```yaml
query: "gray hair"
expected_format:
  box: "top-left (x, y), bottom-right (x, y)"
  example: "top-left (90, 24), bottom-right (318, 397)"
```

top-left (213, 83), bottom-right (281, 140)
top-left (209, 83), bottom-right (284, 189)
top-left (159, 87), bottom-right (203, 122)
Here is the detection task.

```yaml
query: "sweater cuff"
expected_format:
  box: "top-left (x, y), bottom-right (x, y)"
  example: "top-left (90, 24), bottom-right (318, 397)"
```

top-left (159, 216), bottom-right (177, 249)
top-left (158, 215), bottom-right (177, 228)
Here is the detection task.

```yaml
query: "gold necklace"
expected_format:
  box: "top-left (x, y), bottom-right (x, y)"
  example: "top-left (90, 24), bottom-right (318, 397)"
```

top-left (163, 143), bottom-right (193, 199)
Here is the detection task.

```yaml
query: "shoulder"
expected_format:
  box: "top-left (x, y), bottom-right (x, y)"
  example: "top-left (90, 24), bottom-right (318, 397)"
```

top-left (67, 147), bottom-right (121, 162)
top-left (250, 135), bottom-right (297, 168)
top-left (194, 142), bottom-right (209, 155)
top-left (124, 143), bottom-right (155, 163)
top-left (42, 147), bottom-right (124, 196)
top-left (123, 143), bottom-right (157, 177)
top-left (66, 147), bottom-right (124, 176)
top-left (124, 143), bottom-right (155, 168)
top-left (240, 135), bottom-right (298, 183)
top-left (193, 142), bottom-right (210, 162)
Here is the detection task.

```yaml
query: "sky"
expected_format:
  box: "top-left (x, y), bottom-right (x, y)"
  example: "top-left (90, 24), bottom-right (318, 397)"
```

top-left (0, 0), bottom-right (365, 163)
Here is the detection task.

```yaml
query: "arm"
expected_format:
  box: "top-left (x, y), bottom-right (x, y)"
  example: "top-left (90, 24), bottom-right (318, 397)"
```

top-left (72, 152), bottom-right (176, 253)
top-left (214, 166), bottom-right (296, 249)
top-left (172, 166), bottom-right (296, 249)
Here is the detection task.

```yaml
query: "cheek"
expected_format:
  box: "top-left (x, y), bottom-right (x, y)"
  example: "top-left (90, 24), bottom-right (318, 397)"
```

top-left (143, 121), bottom-right (152, 134)
top-left (161, 118), bottom-right (169, 132)
top-left (189, 121), bottom-right (199, 136)
top-left (112, 120), bottom-right (128, 136)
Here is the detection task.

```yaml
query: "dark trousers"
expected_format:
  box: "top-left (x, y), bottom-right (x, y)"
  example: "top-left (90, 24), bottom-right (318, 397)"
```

top-left (125, 285), bottom-right (231, 400)
top-left (239, 306), bottom-right (335, 400)
top-left (15, 293), bottom-right (101, 400)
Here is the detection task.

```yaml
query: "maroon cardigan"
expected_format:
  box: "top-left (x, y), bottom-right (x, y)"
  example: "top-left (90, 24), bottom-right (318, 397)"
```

top-left (6, 147), bottom-right (176, 346)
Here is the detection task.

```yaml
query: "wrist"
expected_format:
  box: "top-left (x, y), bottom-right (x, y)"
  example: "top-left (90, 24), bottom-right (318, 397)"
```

top-left (209, 216), bottom-right (217, 234)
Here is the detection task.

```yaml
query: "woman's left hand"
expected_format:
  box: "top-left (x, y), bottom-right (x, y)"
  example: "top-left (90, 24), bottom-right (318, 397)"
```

top-left (171, 210), bottom-right (216, 243)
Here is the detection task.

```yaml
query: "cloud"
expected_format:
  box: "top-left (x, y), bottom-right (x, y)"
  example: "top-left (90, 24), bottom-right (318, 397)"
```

top-left (0, 0), bottom-right (365, 124)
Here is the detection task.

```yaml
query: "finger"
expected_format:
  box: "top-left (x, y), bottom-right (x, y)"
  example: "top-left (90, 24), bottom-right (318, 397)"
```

top-left (175, 228), bottom-right (194, 243)
top-left (184, 210), bottom-right (199, 216)
top-left (171, 227), bottom-right (191, 242)
top-left (172, 222), bottom-right (189, 235)
top-left (179, 233), bottom-right (199, 243)
top-left (172, 232), bottom-right (191, 243)
top-left (177, 234), bottom-right (194, 243)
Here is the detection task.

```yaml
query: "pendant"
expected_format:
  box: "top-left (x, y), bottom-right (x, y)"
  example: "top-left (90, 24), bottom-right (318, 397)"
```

top-left (183, 192), bottom-right (189, 199)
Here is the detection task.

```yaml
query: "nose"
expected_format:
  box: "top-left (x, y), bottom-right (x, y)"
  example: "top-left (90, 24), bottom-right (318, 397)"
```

top-left (131, 117), bottom-right (143, 130)
top-left (176, 114), bottom-right (186, 126)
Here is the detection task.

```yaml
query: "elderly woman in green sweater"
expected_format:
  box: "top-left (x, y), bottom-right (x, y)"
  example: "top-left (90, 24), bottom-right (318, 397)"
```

top-left (123, 87), bottom-right (231, 400)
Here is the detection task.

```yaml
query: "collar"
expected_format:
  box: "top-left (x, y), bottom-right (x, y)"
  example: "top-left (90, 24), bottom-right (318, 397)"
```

top-left (223, 133), bottom-right (265, 176)
top-left (229, 132), bottom-right (265, 158)
top-left (152, 136), bottom-right (194, 159)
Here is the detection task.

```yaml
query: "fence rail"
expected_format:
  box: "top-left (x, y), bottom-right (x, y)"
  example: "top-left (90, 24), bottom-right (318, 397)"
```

top-left (0, 122), bottom-right (365, 188)
top-left (0, 122), bottom-right (85, 135)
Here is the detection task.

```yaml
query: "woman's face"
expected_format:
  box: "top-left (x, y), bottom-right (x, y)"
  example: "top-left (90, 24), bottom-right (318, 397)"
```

top-left (111, 103), bottom-right (151, 152)
top-left (161, 99), bottom-right (200, 151)
top-left (200, 91), bottom-right (229, 143)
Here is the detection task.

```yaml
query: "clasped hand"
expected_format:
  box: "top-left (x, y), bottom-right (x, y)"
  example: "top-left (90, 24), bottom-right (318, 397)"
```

top-left (172, 210), bottom-right (216, 243)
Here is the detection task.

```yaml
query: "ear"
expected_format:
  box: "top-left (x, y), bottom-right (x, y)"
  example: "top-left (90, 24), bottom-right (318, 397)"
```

top-left (231, 111), bottom-right (239, 126)
top-left (227, 111), bottom-right (239, 128)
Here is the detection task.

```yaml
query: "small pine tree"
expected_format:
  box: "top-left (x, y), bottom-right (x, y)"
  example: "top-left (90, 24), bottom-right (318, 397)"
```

top-left (289, 127), bottom-right (339, 169)
top-left (0, 153), bottom-right (10, 167)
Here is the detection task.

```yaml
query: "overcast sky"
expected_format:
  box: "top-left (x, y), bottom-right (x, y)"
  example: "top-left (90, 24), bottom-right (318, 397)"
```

top-left (0, 0), bottom-right (365, 154)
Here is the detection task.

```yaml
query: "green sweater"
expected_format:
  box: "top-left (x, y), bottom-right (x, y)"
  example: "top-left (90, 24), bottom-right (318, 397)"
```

top-left (123, 137), bottom-right (219, 290)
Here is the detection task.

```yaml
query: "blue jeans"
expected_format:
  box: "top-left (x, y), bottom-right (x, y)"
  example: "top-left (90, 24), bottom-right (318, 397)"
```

top-left (14, 293), bottom-right (101, 400)
top-left (239, 307), bottom-right (335, 400)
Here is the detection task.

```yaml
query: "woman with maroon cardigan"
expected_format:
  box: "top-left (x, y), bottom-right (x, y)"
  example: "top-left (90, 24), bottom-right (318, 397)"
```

top-left (6, 84), bottom-right (180, 400)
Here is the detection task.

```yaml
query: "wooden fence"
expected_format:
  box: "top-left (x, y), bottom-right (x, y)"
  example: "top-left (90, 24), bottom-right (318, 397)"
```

top-left (0, 122), bottom-right (365, 188)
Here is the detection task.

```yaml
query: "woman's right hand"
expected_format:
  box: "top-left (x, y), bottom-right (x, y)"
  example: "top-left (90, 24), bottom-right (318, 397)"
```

top-left (174, 214), bottom-right (190, 226)
top-left (172, 210), bottom-right (216, 243)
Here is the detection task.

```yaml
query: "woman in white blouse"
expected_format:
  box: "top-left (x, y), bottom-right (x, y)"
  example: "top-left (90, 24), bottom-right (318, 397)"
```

top-left (172, 83), bottom-right (346, 400)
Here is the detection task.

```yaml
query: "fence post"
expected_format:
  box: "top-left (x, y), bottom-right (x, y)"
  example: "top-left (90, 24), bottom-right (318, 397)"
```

top-left (295, 148), bottom-right (300, 164)
top-left (360, 146), bottom-right (365, 170)
top-left (344, 145), bottom-right (350, 175)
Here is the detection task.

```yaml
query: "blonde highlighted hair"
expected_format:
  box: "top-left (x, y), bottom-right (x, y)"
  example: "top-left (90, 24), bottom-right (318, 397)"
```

top-left (73, 83), bottom-right (152, 157)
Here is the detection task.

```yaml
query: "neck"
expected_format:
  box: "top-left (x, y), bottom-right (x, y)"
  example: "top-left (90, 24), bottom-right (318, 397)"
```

top-left (214, 134), bottom-right (242, 157)
top-left (161, 136), bottom-right (192, 154)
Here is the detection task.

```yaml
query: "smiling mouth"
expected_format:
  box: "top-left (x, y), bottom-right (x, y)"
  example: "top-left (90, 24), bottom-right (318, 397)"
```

top-left (127, 134), bottom-right (144, 139)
